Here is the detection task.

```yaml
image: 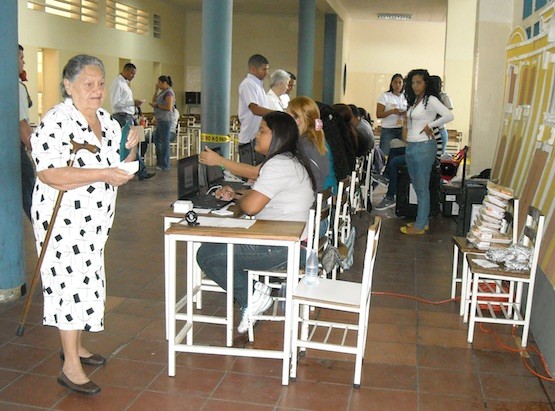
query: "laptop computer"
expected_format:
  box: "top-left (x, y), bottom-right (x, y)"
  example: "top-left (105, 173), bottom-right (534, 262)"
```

top-left (204, 147), bottom-right (251, 191)
top-left (177, 155), bottom-right (232, 210)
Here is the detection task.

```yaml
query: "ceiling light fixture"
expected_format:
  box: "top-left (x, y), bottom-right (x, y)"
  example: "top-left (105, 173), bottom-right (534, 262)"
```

top-left (377, 13), bottom-right (412, 21)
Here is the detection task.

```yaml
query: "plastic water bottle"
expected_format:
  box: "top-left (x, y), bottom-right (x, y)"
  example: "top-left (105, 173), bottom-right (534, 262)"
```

top-left (304, 249), bottom-right (319, 285)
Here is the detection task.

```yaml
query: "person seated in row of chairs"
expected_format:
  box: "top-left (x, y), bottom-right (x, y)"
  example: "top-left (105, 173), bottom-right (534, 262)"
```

top-left (200, 96), bottom-right (335, 193)
top-left (196, 111), bottom-right (316, 333)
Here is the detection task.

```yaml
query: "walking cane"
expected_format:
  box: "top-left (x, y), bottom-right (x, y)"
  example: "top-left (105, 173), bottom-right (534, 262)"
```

top-left (16, 140), bottom-right (98, 337)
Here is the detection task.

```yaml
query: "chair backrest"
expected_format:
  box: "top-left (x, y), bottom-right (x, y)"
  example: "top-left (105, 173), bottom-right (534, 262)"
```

top-left (334, 175), bottom-right (352, 247)
top-left (360, 216), bottom-right (382, 306)
top-left (314, 187), bottom-right (333, 254)
top-left (519, 206), bottom-right (544, 251)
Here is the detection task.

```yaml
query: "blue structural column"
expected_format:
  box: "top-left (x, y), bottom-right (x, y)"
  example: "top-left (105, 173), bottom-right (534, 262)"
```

top-left (0, 2), bottom-right (26, 302)
top-left (201, 0), bottom-right (232, 157)
top-left (297, 0), bottom-right (316, 97)
top-left (322, 13), bottom-right (337, 105)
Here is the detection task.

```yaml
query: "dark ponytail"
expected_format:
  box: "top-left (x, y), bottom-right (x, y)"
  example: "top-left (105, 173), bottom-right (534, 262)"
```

top-left (158, 75), bottom-right (172, 86)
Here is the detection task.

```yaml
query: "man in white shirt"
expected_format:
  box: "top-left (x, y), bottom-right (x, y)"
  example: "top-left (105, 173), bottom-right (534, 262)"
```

top-left (18, 44), bottom-right (35, 220)
top-left (110, 63), bottom-right (155, 180)
top-left (280, 71), bottom-right (296, 109)
top-left (266, 70), bottom-right (290, 111)
top-left (238, 54), bottom-right (273, 145)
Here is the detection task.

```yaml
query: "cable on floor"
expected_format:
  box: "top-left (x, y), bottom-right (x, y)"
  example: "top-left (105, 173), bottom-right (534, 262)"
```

top-left (479, 323), bottom-right (554, 382)
top-left (371, 290), bottom-right (459, 305)
top-left (371, 290), bottom-right (554, 382)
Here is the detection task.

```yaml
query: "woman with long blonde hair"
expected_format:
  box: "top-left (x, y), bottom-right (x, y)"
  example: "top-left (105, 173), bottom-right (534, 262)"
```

top-left (287, 96), bottom-right (336, 192)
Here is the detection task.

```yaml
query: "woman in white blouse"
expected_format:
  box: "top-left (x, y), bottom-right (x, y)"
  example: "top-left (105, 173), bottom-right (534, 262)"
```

top-left (376, 73), bottom-right (407, 156)
top-left (401, 69), bottom-right (454, 235)
top-left (266, 69), bottom-right (290, 111)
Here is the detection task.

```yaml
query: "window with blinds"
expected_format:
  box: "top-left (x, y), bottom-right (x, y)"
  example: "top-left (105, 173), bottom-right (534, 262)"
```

top-left (27, 0), bottom-right (99, 23)
top-left (106, 1), bottom-right (149, 35)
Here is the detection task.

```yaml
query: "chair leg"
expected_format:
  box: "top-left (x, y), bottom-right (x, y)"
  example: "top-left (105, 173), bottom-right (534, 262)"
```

top-left (451, 244), bottom-right (459, 299)
top-left (247, 275), bottom-right (255, 342)
top-left (467, 272), bottom-right (480, 343)
top-left (290, 300), bottom-right (300, 380)
top-left (462, 256), bottom-right (472, 322)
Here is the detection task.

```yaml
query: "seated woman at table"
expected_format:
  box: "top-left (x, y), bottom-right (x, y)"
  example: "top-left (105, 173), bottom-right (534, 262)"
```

top-left (196, 111), bottom-right (316, 334)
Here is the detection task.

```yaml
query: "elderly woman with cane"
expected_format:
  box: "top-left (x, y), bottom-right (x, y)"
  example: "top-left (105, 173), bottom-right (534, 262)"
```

top-left (28, 55), bottom-right (138, 394)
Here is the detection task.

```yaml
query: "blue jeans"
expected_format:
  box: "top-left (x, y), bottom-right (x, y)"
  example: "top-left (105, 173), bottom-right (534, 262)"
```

top-left (405, 140), bottom-right (437, 230)
top-left (154, 120), bottom-right (171, 170)
top-left (439, 128), bottom-right (448, 155)
top-left (379, 127), bottom-right (402, 156)
top-left (196, 243), bottom-right (306, 308)
top-left (385, 152), bottom-right (406, 199)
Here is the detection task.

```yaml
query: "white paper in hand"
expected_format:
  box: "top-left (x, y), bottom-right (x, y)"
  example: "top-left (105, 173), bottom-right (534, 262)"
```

top-left (117, 161), bottom-right (139, 175)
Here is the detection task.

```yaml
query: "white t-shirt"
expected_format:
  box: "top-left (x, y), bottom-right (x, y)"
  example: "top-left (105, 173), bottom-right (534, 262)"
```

top-left (406, 95), bottom-right (454, 143)
top-left (266, 89), bottom-right (284, 111)
top-left (377, 91), bottom-right (407, 129)
top-left (238, 73), bottom-right (267, 143)
top-left (252, 153), bottom-right (314, 238)
top-left (110, 74), bottom-right (135, 115)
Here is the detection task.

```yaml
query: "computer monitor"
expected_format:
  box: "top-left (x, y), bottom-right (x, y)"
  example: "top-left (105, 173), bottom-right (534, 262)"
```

top-left (238, 142), bottom-right (254, 166)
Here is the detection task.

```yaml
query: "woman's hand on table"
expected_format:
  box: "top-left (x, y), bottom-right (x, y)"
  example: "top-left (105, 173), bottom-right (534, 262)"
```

top-left (215, 185), bottom-right (236, 201)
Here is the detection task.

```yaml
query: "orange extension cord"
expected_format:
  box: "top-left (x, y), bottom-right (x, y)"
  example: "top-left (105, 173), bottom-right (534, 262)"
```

top-left (371, 291), bottom-right (555, 382)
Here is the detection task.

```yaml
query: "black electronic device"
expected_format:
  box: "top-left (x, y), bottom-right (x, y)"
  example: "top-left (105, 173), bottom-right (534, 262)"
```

top-left (185, 91), bottom-right (201, 104)
top-left (238, 142), bottom-right (254, 166)
top-left (204, 147), bottom-right (249, 190)
top-left (185, 210), bottom-right (199, 226)
top-left (177, 155), bottom-right (232, 210)
top-left (455, 179), bottom-right (488, 236)
top-left (395, 163), bottom-right (441, 218)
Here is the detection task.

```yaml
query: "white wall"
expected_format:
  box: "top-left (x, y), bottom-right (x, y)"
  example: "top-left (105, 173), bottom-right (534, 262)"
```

top-left (18, 0), bottom-right (186, 122)
top-left (183, 11), bottom-right (325, 115)
top-left (341, 19), bottom-right (446, 123)
top-left (471, 0), bottom-right (514, 175)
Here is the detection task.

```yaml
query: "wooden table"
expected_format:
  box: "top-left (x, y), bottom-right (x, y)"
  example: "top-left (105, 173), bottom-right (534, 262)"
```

top-left (164, 217), bottom-right (305, 385)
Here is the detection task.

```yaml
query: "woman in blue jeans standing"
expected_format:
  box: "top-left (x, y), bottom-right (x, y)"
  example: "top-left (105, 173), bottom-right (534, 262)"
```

top-left (149, 75), bottom-right (174, 171)
top-left (401, 69), bottom-right (454, 235)
top-left (376, 73), bottom-right (407, 156)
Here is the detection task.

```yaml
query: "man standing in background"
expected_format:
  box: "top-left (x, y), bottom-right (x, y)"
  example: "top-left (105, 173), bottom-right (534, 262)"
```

top-left (280, 71), bottom-right (296, 109)
top-left (238, 54), bottom-right (273, 145)
top-left (110, 63), bottom-right (155, 180)
top-left (18, 44), bottom-right (35, 220)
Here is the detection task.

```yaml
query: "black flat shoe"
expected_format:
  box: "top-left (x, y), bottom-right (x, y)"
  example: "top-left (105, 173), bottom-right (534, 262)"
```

top-left (57, 371), bottom-right (100, 395)
top-left (60, 350), bottom-right (107, 366)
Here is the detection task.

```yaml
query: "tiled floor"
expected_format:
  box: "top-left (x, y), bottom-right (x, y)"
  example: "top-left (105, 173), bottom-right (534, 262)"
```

top-left (0, 164), bottom-right (553, 410)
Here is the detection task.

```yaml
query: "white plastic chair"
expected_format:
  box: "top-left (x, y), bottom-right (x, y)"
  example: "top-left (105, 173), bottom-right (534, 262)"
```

top-left (466, 206), bottom-right (544, 347)
top-left (246, 189), bottom-right (333, 342)
top-left (456, 197), bottom-right (519, 321)
top-left (290, 216), bottom-right (381, 388)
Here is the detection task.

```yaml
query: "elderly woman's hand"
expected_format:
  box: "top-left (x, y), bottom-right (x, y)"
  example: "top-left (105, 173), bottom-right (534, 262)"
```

top-left (199, 146), bottom-right (223, 167)
top-left (103, 168), bottom-right (135, 187)
top-left (125, 126), bottom-right (140, 149)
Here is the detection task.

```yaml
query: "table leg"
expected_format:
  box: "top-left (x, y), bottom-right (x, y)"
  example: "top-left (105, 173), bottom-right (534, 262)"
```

top-left (226, 243), bottom-right (234, 347)
top-left (168, 236), bottom-right (177, 376)
top-left (282, 241), bottom-right (300, 385)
